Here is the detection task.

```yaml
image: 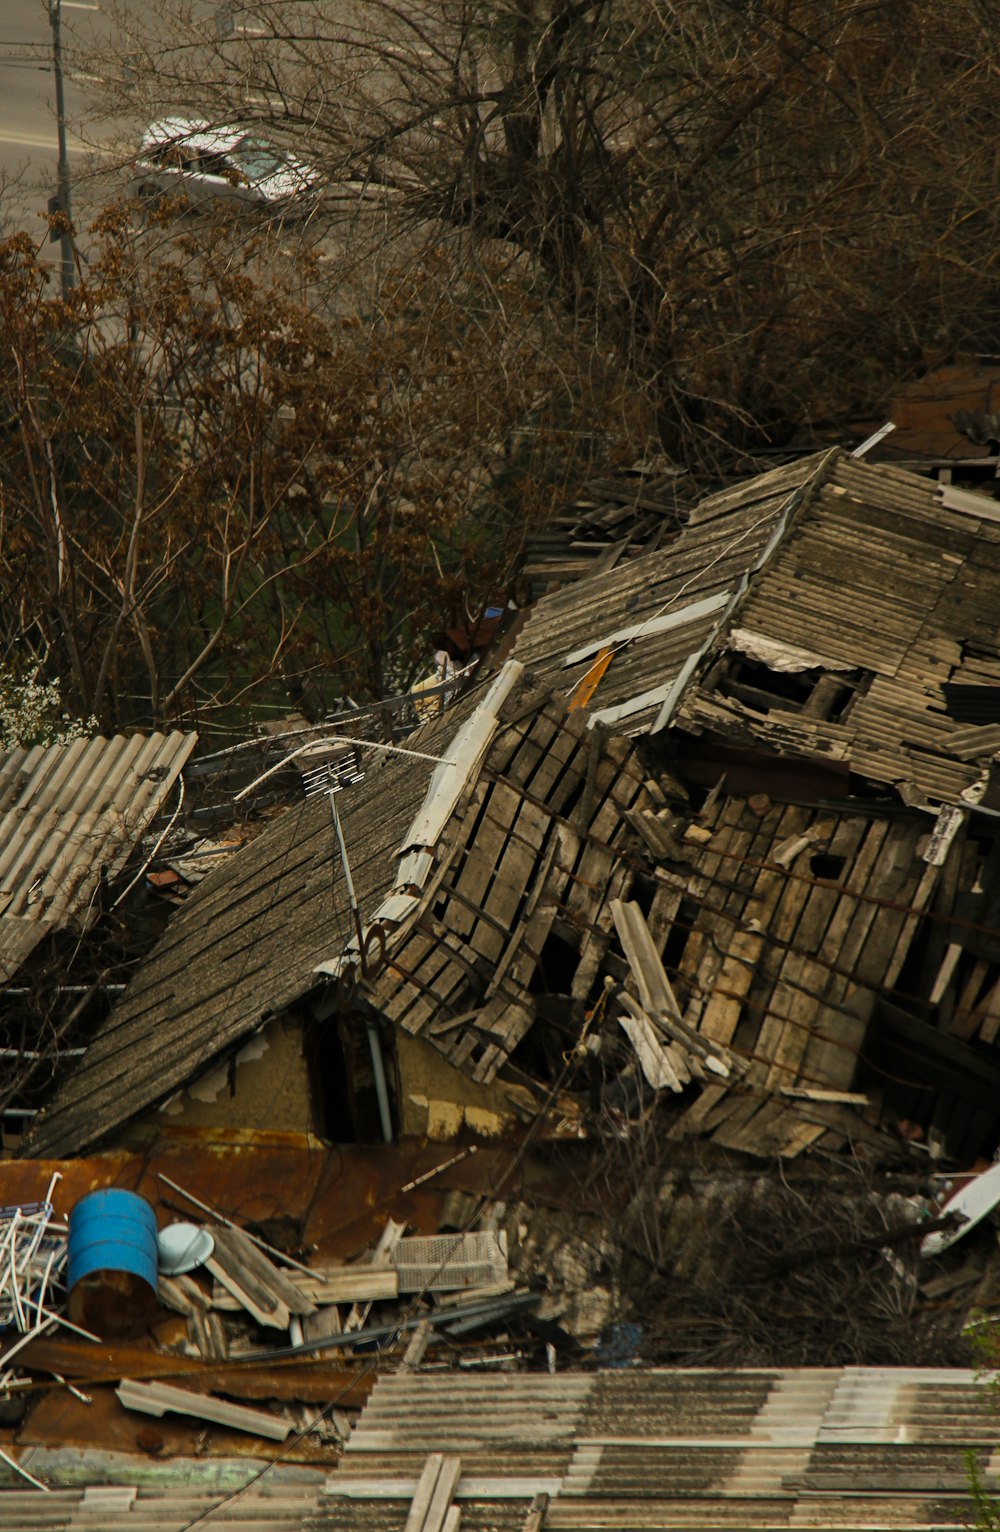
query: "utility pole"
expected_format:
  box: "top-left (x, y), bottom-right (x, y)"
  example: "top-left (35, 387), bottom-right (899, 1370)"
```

top-left (48, 0), bottom-right (75, 300)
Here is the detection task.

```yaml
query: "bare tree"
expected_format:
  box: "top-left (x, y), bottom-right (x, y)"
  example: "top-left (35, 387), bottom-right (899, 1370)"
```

top-left (78, 0), bottom-right (1000, 473)
top-left (0, 206), bottom-right (605, 726)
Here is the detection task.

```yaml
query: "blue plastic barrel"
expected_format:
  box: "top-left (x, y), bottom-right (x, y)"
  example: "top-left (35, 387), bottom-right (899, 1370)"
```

top-left (67, 1189), bottom-right (158, 1337)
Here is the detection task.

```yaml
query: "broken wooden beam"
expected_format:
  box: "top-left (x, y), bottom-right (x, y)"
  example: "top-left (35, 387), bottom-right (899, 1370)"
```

top-left (617, 995), bottom-right (688, 1091)
top-left (404, 1453), bottom-right (462, 1532)
top-left (290, 1267), bottom-right (399, 1305)
top-left (116, 1378), bottom-right (291, 1440)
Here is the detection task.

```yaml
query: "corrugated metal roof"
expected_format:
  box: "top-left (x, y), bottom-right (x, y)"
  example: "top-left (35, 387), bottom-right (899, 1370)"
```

top-left (0, 731), bottom-right (196, 981)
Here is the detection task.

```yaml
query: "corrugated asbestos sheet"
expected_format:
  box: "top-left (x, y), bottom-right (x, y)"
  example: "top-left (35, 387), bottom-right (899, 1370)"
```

top-left (0, 1479), bottom-right (324, 1531)
top-left (514, 449), bottom-right (1000, 806)
top-left (520, 464), bottom-right (690, 598)
top-left (675, 455), bottom-right (1000, 806)
top-left (23, 682), bottom-right (490, 1159)
top-left (316, 1366), bottom-right (997, 1530)
top-left (0, 1368), bottom-right (992, 1528)
top-left (0, 731), bottom-right (196, 981)
top-left (512, 453), bottom-right (829, 736)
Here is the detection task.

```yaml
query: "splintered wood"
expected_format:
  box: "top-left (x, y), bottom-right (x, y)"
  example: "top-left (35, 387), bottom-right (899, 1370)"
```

top-left (368, 693), bottom-right (652, 1091)
top-left (644, 794), bottom-right (945, 1158)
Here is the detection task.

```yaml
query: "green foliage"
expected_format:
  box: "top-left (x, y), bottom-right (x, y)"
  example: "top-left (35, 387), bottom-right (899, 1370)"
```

top-left (966, 1449), bottom-right (1000, 1531)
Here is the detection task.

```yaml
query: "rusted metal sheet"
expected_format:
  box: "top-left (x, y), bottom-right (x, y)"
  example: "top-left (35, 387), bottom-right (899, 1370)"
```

top-left (15, 1335), bottom-right (374, 1406)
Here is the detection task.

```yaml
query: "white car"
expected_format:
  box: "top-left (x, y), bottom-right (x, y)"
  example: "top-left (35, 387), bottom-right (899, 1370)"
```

top-left (130, 119), bottom-right (321, 217)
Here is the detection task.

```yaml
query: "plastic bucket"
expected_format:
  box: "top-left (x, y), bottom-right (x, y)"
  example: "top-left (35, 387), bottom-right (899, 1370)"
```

top-left (67, 1189), bottom-right (159, 1338)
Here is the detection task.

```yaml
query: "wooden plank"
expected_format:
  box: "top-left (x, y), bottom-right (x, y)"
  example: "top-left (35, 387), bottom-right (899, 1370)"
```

top-left (484, 832), bottom-right (560, 1000)
top-left (522, 1494), bottom-right (550, 1532)
top-left (820, 815), bottom-right (894, 1004)
top-left (815, 816), bottom-right (892, 1008)
top-left (423, 1454), bottom-right (462, 1532)
top-left (706, 1093), bottom-right (767, 1146)
top-left (404, 1455), bottom-right (444, 1532)
top-left (290, 1267), bottom-right (399, 1305)
top-left (796, 986), bottom-right (871, 1092)
top-left (345, 1219), bottom-right (406, 1334)
top-left (116, 1378), bottom-right (291, 1441)
top-left (609, 899), bottom-right (680, 1018)
top-left (977, 975), bottom-right (1000, 1045)
top-left (189, 1308), bottom-right (228, 1362)
top-left (617, 997), bottom-right (686, 1091)
top-left (698, 928), bottom-right (762, 1048)
top-left (759, 815), bottom-right (869, 1087)
top-left (951, 957), bottom-right (992, 1041)
top-left (208, 1223), bottom-right (316, 1317)
top-left (883, 859), bottom-right (943, 993)
top-left (758, 957), bottom-right (822, 1090)
top-left (850, 821), bottom-right (930, 987)
top-left (707, 803), bottom-right (812, 1050)
top-left (666, 1080), bottom-right (729, 1138)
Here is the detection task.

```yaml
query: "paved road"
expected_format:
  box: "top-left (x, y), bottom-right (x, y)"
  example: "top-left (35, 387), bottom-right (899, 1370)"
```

top-left (0, 0), bottom-right (107, 245)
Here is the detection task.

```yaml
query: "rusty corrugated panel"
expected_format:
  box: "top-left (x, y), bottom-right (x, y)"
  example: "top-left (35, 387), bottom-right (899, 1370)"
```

top-left (0, 731), bottom-right (197, 981)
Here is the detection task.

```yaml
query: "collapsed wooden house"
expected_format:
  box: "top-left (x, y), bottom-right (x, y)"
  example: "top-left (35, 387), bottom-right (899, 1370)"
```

top-left (509, 447), bottom-right (1000, 1159)
top-left (24, 665), bottom-right (667, 1156)
top-left (23, 449), bottom-right (1000, 1166)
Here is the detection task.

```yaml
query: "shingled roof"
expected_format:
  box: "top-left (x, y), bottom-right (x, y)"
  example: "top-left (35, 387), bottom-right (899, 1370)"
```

top-left (23, 681), bottom-right (492, 1159)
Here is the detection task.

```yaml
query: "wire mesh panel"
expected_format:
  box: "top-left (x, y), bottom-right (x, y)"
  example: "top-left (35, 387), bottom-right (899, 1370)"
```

top-left (391, 1231), bottom-right (508, 1293)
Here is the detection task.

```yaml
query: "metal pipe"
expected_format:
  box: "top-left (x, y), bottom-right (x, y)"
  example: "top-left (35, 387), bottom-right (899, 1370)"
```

top-left (366, 1019), bottom-right (393, 1143)
top-left (1, 986), bottom-right (125, 996)
top-left (0, 1048), bottom-right (85, 1060)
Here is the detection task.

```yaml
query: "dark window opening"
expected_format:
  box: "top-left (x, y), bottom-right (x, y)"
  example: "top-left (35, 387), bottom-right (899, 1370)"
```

top-left (630, 874), bottom-right (657, 919)
top-left (943, 641), bottom-right (1000, 722)
top-left (810, 853), bottom-right (846, 880)
top-left (717, 657), bottom-right (868, 722)
top-left (508, 1019), bottom-right (566, 1084)
top-left (306, 1006), bottom-right (396, 1144)
top-left (529, 929), bottom-right (581, 996)
top-left (942, 682), bottom-right (1000, 724)
top-left (558, 775), bottom-right (584, 820)
top-left (865, 996), bottom-right (1000, 1162)
top-left (718, 657), bottom-right (818, 713)
top-left (305, 1011), bottom-right (358, 1142)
